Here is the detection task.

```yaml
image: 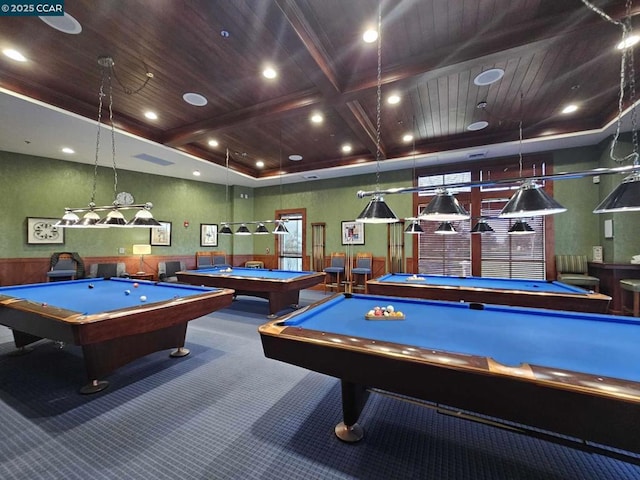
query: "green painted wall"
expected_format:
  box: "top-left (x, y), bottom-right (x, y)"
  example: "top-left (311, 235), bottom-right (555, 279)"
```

top-left (3, 143), bottom-right (637, 264)
top-left (252, 169), bottom-right (415, 259)
top-left (2, 151), bottom-right (229, 258)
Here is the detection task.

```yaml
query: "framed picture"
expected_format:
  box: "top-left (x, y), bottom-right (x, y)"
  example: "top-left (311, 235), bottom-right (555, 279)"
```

top-left (150, 221), bottom-right (172, 246)
top-left (341, 220), bottom-right (365, 245)
top-left (200, 223), bottom-right (218, 247)
top-left (27, 217), bottom-right (65, 244)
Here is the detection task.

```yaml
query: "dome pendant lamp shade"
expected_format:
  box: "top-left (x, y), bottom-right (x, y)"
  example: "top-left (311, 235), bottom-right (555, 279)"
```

top-left (419, 189), bottom-right (470, 221)
top-left (507, 220), bottom-right (535, 235)
top-left (55, 210), bottom-right (81, 227)
top-left (273, 221), bottom-right (289, 235)
top-left (471, 219), bottom-right (494, 234)
top-left (593, 171), bottom-right (640, 213)
top-left (435, 221), bottom-right (457, 234)
top-left (126, 205), bottom-right (161, 227)
top-left (499, 181), bottom-right (566, 218)
top-left (76, 210), bottom-right (102, 227)
top-left (356, 195), bottom-right (399, 223)
top-left (404, 220), bottom-right (424, 234)
top-left (220, 224), bottom-right (233, 235)
top-left (235, 224), bottom-right (252, 235)
top-left (97, 209), bottom-right (127, 226)
top-left (254, 223), bottom-right (270, 234)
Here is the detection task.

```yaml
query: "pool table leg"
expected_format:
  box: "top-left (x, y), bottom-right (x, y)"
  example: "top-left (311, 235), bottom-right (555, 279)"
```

top-left (335, 380), bottom-right (370, 442)
top-left (268, 291), bottom-right (301, 318)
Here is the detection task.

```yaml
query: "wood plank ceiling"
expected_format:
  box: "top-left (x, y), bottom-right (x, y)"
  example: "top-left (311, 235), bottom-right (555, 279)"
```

top-left (0, 0), bottom-right (638, 178)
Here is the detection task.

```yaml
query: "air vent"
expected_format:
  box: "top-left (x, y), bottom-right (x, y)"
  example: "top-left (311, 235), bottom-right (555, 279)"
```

top-left (467, 151), bottom-right (487, 160)
top-left (134, 153), bottom-right (174, 166)
top-left (303, 174), bottom-right (319, 179)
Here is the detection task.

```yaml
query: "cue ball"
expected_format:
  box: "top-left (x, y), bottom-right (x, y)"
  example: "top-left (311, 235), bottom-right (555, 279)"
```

top-left (88, 284), bottom-right (94, 289)
top-left (133, 283), bottom-right (139, 288)
top-left (124, 290), bottom-right (131, 295)
top-left (140, 295), bottom-right (147, 302)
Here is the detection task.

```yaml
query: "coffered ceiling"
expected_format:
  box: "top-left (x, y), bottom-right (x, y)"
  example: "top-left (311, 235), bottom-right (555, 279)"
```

top-left (0, 0), bottom-right (638, 187)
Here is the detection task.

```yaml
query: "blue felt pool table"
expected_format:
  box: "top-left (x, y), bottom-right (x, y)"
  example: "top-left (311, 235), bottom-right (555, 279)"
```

top-left (259, 292), bottom-right (640, 457)
top-left (177, 267), bottom-right (325, 317)
top-left (367, 273), bottom-right (611, 313)
top-left (0, 278), bottom-right (234, 393)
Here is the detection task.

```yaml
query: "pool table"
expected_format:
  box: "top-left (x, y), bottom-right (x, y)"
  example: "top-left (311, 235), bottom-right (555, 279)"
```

top-left (0, 278), bottom-right (234, 393)
top-left (367, 273), bottom-right (611, 313)
top-left (259, 292), bottom-right (640, 457)
top-left (177, 267), bottom-right (325, 317)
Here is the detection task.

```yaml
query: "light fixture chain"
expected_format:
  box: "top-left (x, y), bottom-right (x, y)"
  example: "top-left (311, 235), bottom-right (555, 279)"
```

top-left (91, 68), bottom-right (106, 205)
top-left (103, 65), bottom-right (118, 200)
top-left (582, 0), bottom-right (638, 165)
top-left (374, 1), bottom-right (382, 189)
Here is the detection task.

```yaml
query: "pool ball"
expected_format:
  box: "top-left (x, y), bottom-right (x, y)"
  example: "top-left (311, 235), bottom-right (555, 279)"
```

top-left (133, 283), bottom-right (139, 288)
top-left (124, 290), bottom-right (131, 295)
top-left (140, 295), bottom-right (147, 302)
top-left (88, 284), bottom-right (94, 289)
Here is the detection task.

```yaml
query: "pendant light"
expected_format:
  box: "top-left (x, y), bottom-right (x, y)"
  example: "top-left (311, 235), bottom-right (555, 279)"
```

top-left (435, 222), bottom-right (457, 234)
top-left (471, 218), bottom-right (495, 233)
top-left (507, 220), bottom-right (534, 235)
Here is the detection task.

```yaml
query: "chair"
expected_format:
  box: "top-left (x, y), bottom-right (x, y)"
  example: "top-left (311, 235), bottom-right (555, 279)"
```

top-left (212, 251), bottom-right (231, 268)
top-left (555, 255), bottom-right (600, 292)
top-left (88, 262), bottom-right (126, 279)
top-left (621, 279), bottom-right (640, 317)
top-left (324, 252), bottom-right (346, 293)
top-left (196, 251), bottom-right (213, 269)
top-left (245, 261), bottom-right (264, 269)
top-left (46, 253), bottom-right (80, 282)
top-left (351, 252), bottom-right (373, 293)
top-left (158, 261), bottom-right (186, 283)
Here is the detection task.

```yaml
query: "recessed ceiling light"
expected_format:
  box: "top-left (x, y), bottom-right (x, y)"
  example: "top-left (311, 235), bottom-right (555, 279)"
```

top-left (473, 68), bottom-right (505, 86)
top-left (2, 49), bottom-right (27, 62)
top-left (467, 121), bottom-right (489, 131)
top-left (39, 12), bottom-right (82, 34)
top-left (342, 144), bottom-right (352, 153)
top-left (61, 147), bottom-right (74, 154)
top-left (310, 113), bottom-right (323, 124)
top-left (183, 92), bottom-right (208, 106)
top-left (256, 160), bottom-right (264, 168)
top-left (387, 94), bottom-right (401, 105)
top-left (263, 66), bottom-right (277, 79)
top-left (617, 35), bottom-right (640, 50)
top-left (289, 154), bottom-right (303, 161)
top-left (402, 134), bottom-right (414, 143)
top-left (362, 28), bottom-right (378, 43)
top-left (208, 139), bottom-right (219, 147)
top-left (144, 111), bottom-right (158, 120)
top-left (561, 104), bottom-right (578, 114)
top-left (220, 30), bottom-right (230, 38)
top-left (192, 170), bottom-right (201, 176)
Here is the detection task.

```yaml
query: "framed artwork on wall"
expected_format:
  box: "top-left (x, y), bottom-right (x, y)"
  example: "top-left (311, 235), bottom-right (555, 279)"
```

top-left (200, 223), bottom-right (218, 247)
top-left (150, 221), bottom-right (172, 246)
top-left (26, 217), bottom-right (65, 244)
top-left (341, 220), bottom-right (365, 245)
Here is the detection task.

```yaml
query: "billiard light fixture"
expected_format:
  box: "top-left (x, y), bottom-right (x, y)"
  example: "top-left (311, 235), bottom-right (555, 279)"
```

top-left (219, 219), bottom-right (290, 235)
top-left (471, 218), bottom-right (494, 234)
top-left (56, 55), bottom-right (159, 228)
top-left (499, 180), bottom-right (567, 218)
top-left (404, 219), bottom-right (424, 234)
top-left (593, 170), bottom-right (640, 213)
top-left (419, 188), bottom-right (471, 221)
top-left (507, 220), bottom-right (535, 235)
top-left (435, 222), bottom-right (457, 234)
top-left (354, 4), bottom-right (399, 224)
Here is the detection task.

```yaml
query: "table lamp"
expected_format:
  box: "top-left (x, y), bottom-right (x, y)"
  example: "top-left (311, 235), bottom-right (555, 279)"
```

top-left (132, 244), bottom-right (152, 273)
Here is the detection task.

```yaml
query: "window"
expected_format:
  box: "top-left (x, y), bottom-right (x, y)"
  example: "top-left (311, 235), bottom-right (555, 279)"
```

top-left (277, 211), bottom-right (304, 270)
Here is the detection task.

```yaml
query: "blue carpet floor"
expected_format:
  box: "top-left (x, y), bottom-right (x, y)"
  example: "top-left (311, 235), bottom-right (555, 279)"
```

top-left (0, 290), bottom-right (639, 479)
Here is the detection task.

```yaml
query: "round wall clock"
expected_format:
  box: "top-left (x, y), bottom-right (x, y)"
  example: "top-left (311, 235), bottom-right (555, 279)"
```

top-left (116, 192), bottom-right (134, 205)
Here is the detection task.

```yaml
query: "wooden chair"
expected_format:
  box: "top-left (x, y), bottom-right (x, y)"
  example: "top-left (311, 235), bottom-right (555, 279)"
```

top-left (555, 255), bottom-right (600, 292)
top-left (621, 279), bottom-right (640, 317)
top-left (324, 252), bottom-right (346, 293)
top-left (212, 251), bottom-right (231, 268)
top-left (351, 252), bottom-right (373, 293)
top-left (196, 251), bottom-right (213, 269)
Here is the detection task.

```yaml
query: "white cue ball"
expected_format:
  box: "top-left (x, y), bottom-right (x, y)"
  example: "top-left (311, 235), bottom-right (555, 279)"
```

top-left (386, 305), bottom-right (394, 312)
top-left (140, 295), bottom-right (147, 302)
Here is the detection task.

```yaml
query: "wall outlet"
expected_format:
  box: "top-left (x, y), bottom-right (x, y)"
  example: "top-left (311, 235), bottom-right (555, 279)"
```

top-left (118, 247), bottom-right (125, 254)
top-left (593, 175), bottom-right (600, 184)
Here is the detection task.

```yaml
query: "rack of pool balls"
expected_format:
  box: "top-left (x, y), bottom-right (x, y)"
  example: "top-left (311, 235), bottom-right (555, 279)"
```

top-left (365, 305), bottom-right (405, 320)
